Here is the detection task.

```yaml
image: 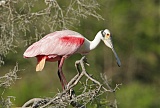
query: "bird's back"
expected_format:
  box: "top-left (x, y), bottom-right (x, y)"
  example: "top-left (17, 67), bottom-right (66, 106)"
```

top-left (23, 30), bottom-right (85, 58)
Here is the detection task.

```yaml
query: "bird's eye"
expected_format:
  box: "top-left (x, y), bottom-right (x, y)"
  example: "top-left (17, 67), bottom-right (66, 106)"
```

top-left (106, 33), bottom-right (110, 36)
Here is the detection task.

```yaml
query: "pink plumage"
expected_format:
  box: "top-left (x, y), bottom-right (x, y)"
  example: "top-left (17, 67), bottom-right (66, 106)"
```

top-left (24, 30), bottom-right (85, 59)
top-left (23, 29), bottom-right (121, 90)
top-left (23, 30), bottom-right (86, 89)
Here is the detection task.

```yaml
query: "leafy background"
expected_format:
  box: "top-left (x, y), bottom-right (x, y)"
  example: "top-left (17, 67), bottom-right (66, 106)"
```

top-left (0, 0), bottom-right (159, 107)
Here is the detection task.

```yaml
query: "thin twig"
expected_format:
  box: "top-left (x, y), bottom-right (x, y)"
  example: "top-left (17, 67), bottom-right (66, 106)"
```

top-left (21, 56), bottom-right (114, 108)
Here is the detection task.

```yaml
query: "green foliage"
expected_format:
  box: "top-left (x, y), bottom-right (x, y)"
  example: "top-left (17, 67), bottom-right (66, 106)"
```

top-left (117, 82), bottom-right (160, 108)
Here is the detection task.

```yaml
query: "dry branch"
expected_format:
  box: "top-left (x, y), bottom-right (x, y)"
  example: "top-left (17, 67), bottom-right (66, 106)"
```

top-left (0, 63), bottom-right (19, 88)
top-left (0, 0), bottom-right (103, 65)
top-left (22, 57), bottom-right (120, 108)
top-left (0, 63), bottom-right (19, 107)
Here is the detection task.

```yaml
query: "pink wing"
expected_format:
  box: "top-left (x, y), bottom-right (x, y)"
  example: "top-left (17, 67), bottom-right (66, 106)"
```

top-left (23, 30), bottom-right (85, 58)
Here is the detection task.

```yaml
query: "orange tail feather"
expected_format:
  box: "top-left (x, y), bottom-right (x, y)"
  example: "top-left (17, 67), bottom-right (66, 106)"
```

top-left (36, 56), bottom-right (46, 71)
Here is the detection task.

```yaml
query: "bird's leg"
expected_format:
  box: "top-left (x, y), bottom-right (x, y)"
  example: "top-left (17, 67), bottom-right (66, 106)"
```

top-left (58, 57), bottom-right (67, 90)
top-left (58, 59), bottom-right (77, 107)
top-left (57, 69), bottom-right (65, 90)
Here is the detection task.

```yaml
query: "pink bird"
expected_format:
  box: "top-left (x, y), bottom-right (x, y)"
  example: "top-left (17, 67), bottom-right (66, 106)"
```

top-left (23, 29), bottom-right (121, 89)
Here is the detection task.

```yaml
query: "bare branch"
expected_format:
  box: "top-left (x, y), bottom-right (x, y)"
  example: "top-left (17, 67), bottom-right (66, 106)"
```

top-left (22, 57), bottom-right (117, 108)
top-left (0, 63), bottom-right (19, 88)
top-left (0, 63), bottom-right (19, 107)
top-left (0, 0), bottom-right (103, 65)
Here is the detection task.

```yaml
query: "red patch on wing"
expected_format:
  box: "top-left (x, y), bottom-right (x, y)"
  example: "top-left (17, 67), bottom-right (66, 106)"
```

top-left (60, 36), bottom-right (84, 46)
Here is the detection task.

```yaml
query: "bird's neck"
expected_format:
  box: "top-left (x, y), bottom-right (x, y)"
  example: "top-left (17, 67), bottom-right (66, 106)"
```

top-left (89, 31), bottom-right (101, 50)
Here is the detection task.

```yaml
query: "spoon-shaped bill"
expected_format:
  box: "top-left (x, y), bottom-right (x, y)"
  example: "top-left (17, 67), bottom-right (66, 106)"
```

top-left (103, 38), bottom-right (121, 67)
top-left (111, 48), bottom-right (121, 67)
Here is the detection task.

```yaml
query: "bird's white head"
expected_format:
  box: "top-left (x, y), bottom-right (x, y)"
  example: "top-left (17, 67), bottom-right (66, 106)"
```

top-left (100, 29), bottom-right (121, 67)
top-left (100, 29), bottom-right (112, 48)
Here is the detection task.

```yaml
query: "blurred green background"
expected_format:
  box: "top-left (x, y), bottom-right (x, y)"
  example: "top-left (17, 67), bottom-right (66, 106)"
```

top-left (0, 0), bottom-right (160, 107)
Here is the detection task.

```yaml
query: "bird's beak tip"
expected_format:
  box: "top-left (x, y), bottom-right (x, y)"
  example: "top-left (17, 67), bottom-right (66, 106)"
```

top-left (117, 63), bottom-right (121, 67)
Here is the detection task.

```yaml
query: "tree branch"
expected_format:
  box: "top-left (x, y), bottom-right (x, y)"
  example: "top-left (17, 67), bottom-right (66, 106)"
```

top-left (22, 56), bottom-right (120, 108)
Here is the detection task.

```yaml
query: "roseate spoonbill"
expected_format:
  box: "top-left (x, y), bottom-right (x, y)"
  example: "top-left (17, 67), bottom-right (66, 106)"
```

top-left (23, 29), bottom-right (121, 89)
